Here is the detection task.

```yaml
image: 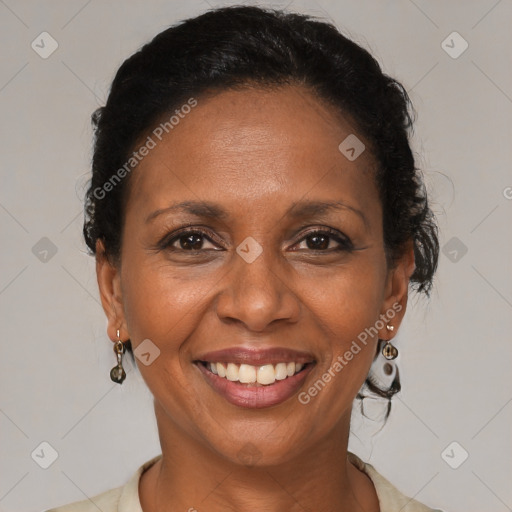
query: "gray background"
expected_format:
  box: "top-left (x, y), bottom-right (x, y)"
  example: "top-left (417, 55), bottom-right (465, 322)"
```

top-left (1, 1), bottom-right (511, 511)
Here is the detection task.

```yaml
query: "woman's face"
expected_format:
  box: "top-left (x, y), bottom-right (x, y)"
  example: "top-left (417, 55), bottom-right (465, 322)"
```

top-left (98, 85), bottom-right (412, 465)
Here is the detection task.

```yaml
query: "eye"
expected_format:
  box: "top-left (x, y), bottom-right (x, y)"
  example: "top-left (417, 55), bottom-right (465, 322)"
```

top-left (160, 229), bottom-right (220, 251)
top-left (292, 229), bottom-right (353, 252)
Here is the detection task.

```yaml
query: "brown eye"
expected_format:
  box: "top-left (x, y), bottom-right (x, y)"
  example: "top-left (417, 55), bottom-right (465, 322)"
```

top-left (294, 229), bottom-right (353, 252)
top-left (178, 233), bottom-right (205, 250)
top-left (160, 229), bottom-right (220, 252)
top-left (305, 233), bottom-right (330, 250)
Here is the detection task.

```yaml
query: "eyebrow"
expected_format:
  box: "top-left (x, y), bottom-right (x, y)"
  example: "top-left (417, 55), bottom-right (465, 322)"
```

top-left (145, 201), bottom-right (229, 224)
top-left (287, 200), bottom-right (368, 227)
top-left (145, 199), bottom-right (368, 227)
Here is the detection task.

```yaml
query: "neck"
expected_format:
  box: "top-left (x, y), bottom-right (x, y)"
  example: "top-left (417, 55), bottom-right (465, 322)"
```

top-left (139, 401), bottom-right (379, 512)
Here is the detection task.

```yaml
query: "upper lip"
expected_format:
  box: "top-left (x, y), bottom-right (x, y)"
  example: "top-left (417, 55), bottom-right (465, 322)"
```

top-left (195, 347), bottom-right (315, 366)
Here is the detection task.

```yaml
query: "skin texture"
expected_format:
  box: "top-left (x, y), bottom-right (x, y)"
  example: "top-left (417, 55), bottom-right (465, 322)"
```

top-left (96, 85), bottom-right (415, 512)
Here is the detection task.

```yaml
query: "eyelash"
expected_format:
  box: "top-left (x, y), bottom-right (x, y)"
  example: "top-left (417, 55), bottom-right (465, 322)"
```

top-left (157, 226), bottom-right (354, 253)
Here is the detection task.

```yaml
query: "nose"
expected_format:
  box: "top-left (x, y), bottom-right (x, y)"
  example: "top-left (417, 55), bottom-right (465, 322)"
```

top-left (215, 246), bottom-right (301, 332)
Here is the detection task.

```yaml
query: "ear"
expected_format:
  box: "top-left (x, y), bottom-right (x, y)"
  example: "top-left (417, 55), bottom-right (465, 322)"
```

top-left (378, 240), bottom-right (416, 340)
top-left (95, 239), bottom-right (128, 342)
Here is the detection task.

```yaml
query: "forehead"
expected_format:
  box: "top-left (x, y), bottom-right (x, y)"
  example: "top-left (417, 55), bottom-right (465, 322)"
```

top-left (126, 85), bottom-right (379, 221)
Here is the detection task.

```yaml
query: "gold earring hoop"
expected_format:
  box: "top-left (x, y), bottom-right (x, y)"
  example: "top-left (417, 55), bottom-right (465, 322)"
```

top-left (110, 329), bottom-right (126, 384)
top-left (382, 324), bottom-right (398, 360)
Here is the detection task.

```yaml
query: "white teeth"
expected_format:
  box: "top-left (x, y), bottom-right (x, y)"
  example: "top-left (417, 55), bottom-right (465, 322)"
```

top-left (206, 361), bottom-right (307, 385)
top-left (257, 364), bottom-right (276, 385)
top-left (216, 362), bottom-right (226, 378)
top-left (274, 362), bottom-right (288, 380)
top-left (226, 363), bottom-right (239, 381)
top-left (238, 364), bottom-right (257, 383)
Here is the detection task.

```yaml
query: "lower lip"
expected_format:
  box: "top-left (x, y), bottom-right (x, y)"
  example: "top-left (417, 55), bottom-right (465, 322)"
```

top-left (196, 362), bottom-right (314, 409)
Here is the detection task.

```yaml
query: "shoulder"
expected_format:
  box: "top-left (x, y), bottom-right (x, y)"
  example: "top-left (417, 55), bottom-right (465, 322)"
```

top-left (43, 486), bottom-right (122, 512)
top-left (43, 454), bottom-right (162, 512)
top-left (348, 452), bottom-right (445, 512)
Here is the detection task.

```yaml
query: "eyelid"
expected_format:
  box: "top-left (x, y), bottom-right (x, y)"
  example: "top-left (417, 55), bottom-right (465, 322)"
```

top-left (157, 225), bottom-right (224, 250)
top-left (290, 227), bottom-right (354, 251)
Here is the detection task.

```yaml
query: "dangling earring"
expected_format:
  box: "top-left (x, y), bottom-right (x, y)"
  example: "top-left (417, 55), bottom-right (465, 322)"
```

top-left (110, 329), bottom-right (126, 384)
top-left (382, 324), bottom-right (398, 360)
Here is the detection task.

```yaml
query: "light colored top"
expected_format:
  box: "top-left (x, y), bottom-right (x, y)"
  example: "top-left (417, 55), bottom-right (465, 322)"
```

top-left (45, 452), bottom-right (443, 512)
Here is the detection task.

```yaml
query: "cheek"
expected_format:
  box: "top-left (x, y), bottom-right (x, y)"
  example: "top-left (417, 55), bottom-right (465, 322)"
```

top-left (120, 234), bottom-right (220, 337)
top-left (118, 248), bottom-right (228, 404)
top-left (121, 267), bottom-right (213, 361)
top-left (292, 255), bottom-right (387, 415)
top-left (295, 250), bottom-right (387, 339)
top-left (119, 259), bottom-right (211, 425)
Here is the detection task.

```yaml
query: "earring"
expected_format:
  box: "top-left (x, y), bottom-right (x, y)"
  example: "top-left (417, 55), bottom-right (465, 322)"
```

top-left (110, 329), bottom-right (126, 384)
top-left (382, 324), bottom-right (398, 360)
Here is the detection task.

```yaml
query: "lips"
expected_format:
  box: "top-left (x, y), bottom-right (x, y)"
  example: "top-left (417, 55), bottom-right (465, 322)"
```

top-left (194, 347), bottom-right (316, 409)
top-left (195, 346), bottom-right (315, 366)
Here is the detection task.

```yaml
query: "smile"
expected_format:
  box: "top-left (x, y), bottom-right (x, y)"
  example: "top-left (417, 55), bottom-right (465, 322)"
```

top-left (194, 347), bottom-right (315, 408)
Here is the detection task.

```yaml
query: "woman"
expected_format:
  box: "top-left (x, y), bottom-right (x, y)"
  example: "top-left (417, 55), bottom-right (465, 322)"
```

top-left (48, 5), bottom-right (442, 511)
